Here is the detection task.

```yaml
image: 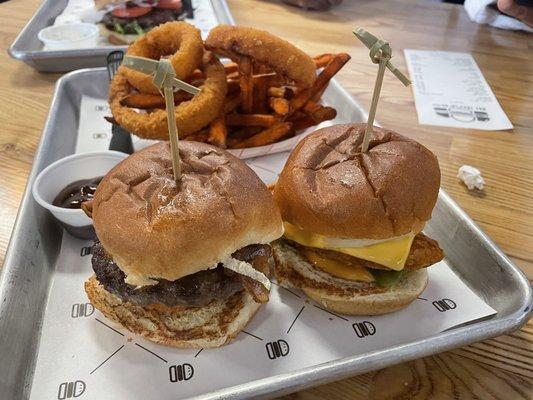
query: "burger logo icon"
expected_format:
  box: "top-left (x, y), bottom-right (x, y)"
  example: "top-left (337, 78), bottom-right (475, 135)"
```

top-left (71, 303), bottom-right (94, 318)
top-left (169, 364), bottom-right (194, 382)
top-left (432, 298), bottom-right (456, 312)
top-left (80, 246), bottom-right (92, 257)
top-left (352, 321), bottom-right (376, 338)
top-left (57, 380), bottom-right (85, 399)
top-left (266, 339), bottom-right (290, 359)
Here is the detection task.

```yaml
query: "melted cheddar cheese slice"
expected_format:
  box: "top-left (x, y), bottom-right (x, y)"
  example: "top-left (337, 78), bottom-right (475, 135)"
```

top-left (302, 248), bottom-right (375, 282)
top-left (283, 222), bottom-right (414, 270)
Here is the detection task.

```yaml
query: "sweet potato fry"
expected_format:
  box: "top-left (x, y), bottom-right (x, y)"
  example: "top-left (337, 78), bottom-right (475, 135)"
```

top-left (223, 94), bottom-right (241, 114)
top-left (268, 87), bottom-right (285, 98)
top-left (233, 122), bottom-right (293, 149)
top-left (302, 101), bottom-right (337, 121)
top-left (224, 62), bottom-right (239, 75)
top-left (290, 104), bottom-right (336, 131)
top-left (227, 79), bottom-right (240, 94)
top-left (121, 91), bottom-right (194, 109)
top-left (310, 85), bottom-right (328, 103)
top-left (255, 64), bottom-right (274, 74)
top-left (259, 73), bottom-right (287, 88)
top-left (226, 71), bottom-right (240, 80)
top-left (289, 53), bottom-right (351, 115)
top-left (207, 116), bottom-right (228, 148)
top-left (313, 53), bottom-right (335, 69)
top-left (268, 86), bottom-right (296, 100)
top-left (226, 113), bottom-right (281, 127)
top-left (238, 56), bottom-right (254, 113)
top-left (227, 126), bottom-right (263, 147)
top-left (269, 97), bottom-right (290, 115)
top-left (289, 115), bottom-right (316, 132)
top-left (183, 129), bottom-right (209, 142)
top-left (253, 78), bottom-right (269, 113)
top-left (229, 73), bottom-right (281, 88)
top-left (230, 126), bottom-right (263, 139)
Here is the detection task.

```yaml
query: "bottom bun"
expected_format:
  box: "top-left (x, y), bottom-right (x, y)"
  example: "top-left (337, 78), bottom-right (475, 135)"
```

top-left (85, 275), bottom-right (261, 348)
top-left (272, 241), bottom-right (428, 316)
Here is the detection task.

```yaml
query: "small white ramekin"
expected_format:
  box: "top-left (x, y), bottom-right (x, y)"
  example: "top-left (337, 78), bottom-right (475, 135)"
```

top-left (32, 151), bottom-right (127, 238)
top-left (38, 23), bottom-right (99, 50)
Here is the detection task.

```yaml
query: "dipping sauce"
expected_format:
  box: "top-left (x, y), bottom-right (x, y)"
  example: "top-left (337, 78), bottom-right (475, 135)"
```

top-left (53, 177), bottom-right (102, 209)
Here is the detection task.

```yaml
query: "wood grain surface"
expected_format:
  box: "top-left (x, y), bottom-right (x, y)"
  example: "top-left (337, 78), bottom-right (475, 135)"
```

top-left (0, 0), bottom-right (531, 399)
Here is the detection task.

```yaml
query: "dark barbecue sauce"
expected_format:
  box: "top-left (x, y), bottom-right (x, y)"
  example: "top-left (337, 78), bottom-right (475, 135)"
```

top-left (53, 177), bottom-right (102, 209)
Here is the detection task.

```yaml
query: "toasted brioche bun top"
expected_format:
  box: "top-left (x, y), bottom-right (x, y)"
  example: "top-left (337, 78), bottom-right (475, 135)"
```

top-left (274, 124), bottom-right (440, 240)
top-left (92, 141), bottom-right (283, 286)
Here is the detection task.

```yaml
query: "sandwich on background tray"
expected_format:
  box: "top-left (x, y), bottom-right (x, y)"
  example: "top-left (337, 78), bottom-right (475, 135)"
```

top-left (272, 123), bottom-right (445, 315)
top-left (83, 141), bottom-right (283, 348)
top-left (95, 0), bottom-right (193, 45)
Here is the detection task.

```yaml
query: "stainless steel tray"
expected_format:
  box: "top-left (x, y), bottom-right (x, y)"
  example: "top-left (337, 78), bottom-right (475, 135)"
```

top-left (0, 68), bottom-right (531, 400)
top-left (8, 0), bottom-right (234, 72)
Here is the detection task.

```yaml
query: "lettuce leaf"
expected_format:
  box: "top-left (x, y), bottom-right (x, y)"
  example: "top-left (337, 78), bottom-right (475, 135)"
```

top-left (369, 269), bottom-right (405, 288)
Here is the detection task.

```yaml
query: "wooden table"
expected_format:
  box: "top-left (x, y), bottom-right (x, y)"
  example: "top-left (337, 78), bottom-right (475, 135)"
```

top-left (0, 0), bottom-right (531, 398)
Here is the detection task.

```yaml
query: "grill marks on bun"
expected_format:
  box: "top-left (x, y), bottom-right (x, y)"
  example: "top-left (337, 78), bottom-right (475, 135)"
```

top-left (274, 124), bottom-right (441, 239)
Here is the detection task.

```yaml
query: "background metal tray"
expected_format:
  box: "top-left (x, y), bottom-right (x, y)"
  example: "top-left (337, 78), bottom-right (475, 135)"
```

top-left (8, 0), bottom-right (234, 72)
top-left (0, 68), bottom-right (531, 400)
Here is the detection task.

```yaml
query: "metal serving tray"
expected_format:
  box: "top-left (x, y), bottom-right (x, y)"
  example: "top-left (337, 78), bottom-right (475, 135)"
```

top-left (8, 0), bottom-right (234, 72)
top-left (0, 68), bottom-right (531, 400)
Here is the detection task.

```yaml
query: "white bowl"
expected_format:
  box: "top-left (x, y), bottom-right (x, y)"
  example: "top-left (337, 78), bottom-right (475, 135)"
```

top-left (33, 151), bottom-right (127, 238)
top-left (38, 23), bottom-right (99, 50)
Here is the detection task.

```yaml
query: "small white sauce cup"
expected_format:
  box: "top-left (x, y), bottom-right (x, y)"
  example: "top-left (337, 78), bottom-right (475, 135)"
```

top-left (33, 151), bottom-right (127, 239)
top-left (38, 23), bottom-right (99, 50)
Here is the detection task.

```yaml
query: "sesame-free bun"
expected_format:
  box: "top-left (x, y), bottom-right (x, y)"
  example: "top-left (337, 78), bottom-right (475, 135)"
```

top-left (272, 241), bottom-right (427, 315)
top-left (274, 124), bottom-right (440, 240)
top-left (92, 141), bottom-right (283, 286)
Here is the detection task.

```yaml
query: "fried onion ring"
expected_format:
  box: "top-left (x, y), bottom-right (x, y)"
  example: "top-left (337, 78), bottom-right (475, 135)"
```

top-left (110, 51), bottom-right (227, 140)
top-left (205, 25), bottom-right (317, 88)
top-left (123, 21), bottom-right (204, 94)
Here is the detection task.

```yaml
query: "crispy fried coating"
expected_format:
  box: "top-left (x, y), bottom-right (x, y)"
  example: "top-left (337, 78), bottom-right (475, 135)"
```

top-left (109, 52), bottom-right (227, 140)
top-left (291, 233), bottom-right (444, 272)
top-left (205, 25), bottom-right (317, 88)
top-left (123, 21), bottom-right (204, 94)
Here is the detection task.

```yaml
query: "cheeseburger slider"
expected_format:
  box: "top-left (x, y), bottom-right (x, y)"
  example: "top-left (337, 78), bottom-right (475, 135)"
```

top-left (84, 141), bottom-right (282, 347)
top-left (96, 0), bottom-right (191, 45)
top-left (273, 124), bottom-right (444, 315)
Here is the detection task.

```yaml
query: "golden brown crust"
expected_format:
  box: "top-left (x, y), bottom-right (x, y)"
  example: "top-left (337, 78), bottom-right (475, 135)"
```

top-left (92, 141), bottom-right (283, 284)
top-left (293, 232), bottom-right (444, 272)
top-left (110, 51), bottom-right (227, 140)
top-left (205, 25), bottom-right (317, 88)
top-left (123, 22), bottom-right (204, 94)
top-left (85, 276), bottom-right (261, 348)
top-left (273, 124), bottom-right (441, 239)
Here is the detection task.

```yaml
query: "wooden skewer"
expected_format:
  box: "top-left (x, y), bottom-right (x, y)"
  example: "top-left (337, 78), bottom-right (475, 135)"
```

top-left (352, 27), bottom-right (411, 153)
top-left (238, 56), bottom-right (254, 113)
top-left (163, 84), bottom-right (181, 181)
top-left (361, 54), bottom-right (389, 153)
top-left (122, 56), bottom-right (200, 183)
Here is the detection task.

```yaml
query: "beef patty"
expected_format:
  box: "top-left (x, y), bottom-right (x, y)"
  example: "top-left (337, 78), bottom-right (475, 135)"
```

top-left (91, 241), bottom-right (272, 308)
top-left (102, 8), bottom-right (184, 35)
